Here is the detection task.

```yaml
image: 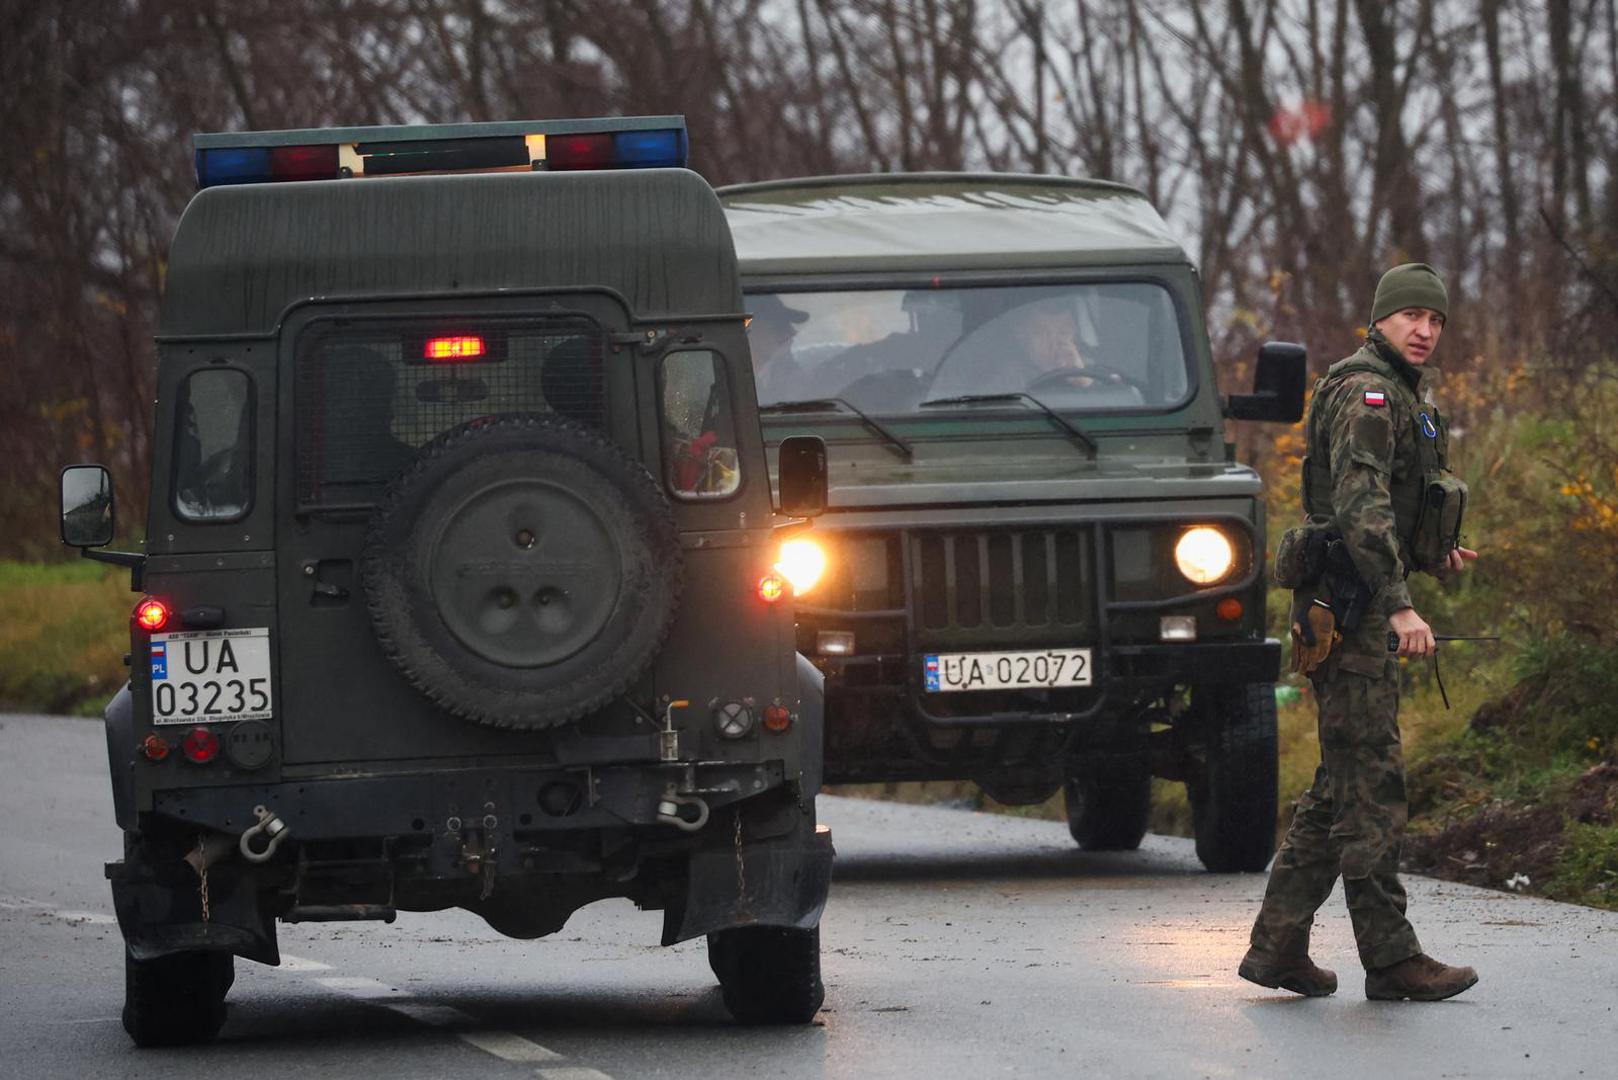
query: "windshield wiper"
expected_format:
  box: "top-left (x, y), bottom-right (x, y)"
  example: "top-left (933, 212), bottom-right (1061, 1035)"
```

top-left (918, 393), bottom-right (1098, 456)
top-left (758, 397), bottom-right (913, 461)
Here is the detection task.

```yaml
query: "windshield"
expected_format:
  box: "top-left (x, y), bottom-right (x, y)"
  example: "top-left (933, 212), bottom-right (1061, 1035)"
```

top-left (745, 282), bottom-right (1190, 415)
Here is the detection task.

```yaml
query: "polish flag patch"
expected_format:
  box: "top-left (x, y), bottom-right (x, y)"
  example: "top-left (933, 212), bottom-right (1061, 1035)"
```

top-left (1363, 390), bottom-right (1387, 407)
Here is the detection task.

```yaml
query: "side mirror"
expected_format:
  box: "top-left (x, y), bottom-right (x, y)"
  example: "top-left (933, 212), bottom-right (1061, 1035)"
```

top-left (777, 436), bottom-right (828, 517)
top-left (1227, 341), bottom-right (1307, 423)
top-left (60, 464), bottom-right (115, 548)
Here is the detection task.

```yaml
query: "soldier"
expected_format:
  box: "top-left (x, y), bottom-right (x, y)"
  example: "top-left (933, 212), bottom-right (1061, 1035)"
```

top-left (1240, 263), bottom-right (1480, 1001)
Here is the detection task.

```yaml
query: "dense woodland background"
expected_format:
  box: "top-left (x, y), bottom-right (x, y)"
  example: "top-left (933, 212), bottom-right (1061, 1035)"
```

top-left (4, 0), bottom-right (1618, 558)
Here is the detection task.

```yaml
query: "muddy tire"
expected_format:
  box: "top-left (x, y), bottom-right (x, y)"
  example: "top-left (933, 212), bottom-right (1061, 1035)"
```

top-left (122, 947), bottom-right (233, 1047)
top-left (362, 415), bottom-right (681, 728)
top-left (707, 925), bottom-right (825, 1025)
top-left (1186, 683), bottom-right (1279, 873)
top-left (1064, 757), bottom-right (1151, 851)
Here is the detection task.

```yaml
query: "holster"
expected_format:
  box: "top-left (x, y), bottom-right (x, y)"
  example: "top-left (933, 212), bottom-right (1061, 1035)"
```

top-left (1323, 540), bottom-right (1373, 632)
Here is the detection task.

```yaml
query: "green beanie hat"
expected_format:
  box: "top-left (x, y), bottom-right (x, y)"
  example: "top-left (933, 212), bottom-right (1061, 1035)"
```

top-left (1371, 262), bottom-right (1448, 324)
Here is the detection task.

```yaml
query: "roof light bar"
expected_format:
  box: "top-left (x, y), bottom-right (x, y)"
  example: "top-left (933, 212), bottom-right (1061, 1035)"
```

top-left (193, 116), bottom-right (687, 189)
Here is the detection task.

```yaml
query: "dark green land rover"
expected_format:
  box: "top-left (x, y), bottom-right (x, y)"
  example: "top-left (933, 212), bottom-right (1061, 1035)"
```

top-left (719, 174), bottom-right (1304, 872)
top-left (59, 117), bottom-right (835, 1044)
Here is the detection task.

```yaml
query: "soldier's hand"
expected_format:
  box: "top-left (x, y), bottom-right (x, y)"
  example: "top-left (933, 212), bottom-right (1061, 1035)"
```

top-left (1387, 607), bottom-right (1436, 659)
top-left (1446, 546), bottom-right (1479, 573)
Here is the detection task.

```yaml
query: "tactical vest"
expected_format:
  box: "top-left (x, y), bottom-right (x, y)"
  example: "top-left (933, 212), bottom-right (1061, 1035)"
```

top-left (1300, 352), bottom-right (1466, 572)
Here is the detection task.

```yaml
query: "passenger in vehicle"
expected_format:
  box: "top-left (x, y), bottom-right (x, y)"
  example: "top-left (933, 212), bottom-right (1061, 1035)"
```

top-left (745, 294), bottom-right (812, 403)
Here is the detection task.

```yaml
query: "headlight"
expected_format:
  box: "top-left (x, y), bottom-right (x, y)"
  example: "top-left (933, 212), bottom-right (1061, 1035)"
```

top-left (1174, 526), bottom-right (1235, 585)
top-left (775, 537), bottom-right (827, 595)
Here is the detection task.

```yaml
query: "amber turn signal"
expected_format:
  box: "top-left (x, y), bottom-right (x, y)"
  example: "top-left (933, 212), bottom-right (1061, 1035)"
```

top-left (1215, 597), bottom-right (1244, 622)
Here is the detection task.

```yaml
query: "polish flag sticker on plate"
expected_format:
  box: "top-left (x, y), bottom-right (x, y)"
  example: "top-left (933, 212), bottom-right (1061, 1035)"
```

top-left (1363, 390), bottom-right (1387, 406)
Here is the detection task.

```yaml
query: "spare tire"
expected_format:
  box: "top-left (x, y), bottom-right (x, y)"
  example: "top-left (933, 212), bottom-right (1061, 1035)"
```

top-left (362, 415), bottom-right (681, 729)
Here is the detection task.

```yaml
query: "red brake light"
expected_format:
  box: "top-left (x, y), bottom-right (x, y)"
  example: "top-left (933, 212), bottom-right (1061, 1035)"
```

top-left (425, 335), bottom-right (486, 361)
top-left (761, 704), bottom-right (792, 733)
top-left (134, 598), bottom-right (171, 633)
top-left (182, 727), bottom-right (220, 764)
top-left (141, 734), bottom-right (171, 761)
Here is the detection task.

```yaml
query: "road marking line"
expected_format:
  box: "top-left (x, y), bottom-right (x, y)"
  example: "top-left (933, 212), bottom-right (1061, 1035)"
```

top-left (459, 1030), bottom-right (564, 1062)
top-left (316, 976), bottom-right (401, 999)
top-left (53, 910), bottom-right (118, 925)
top-left (275, 953), bottom-right (333, 972)
top-left (6, 888), bottom-right (611, 1080)
top-left (0, 894), bottom-right (50, 910)
top-left (386, 1002), bottom-right (473, 1027)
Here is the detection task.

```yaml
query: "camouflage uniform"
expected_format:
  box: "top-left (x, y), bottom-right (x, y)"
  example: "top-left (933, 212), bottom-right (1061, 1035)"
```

top-left (1249, 328), bottom-right (1450, 970)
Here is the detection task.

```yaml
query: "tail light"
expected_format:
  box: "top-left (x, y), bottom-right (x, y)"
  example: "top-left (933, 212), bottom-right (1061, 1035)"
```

top-left (761, 704), bottom-right (793, 733)
top-left (134, 597), bottom-right (171, 633)
top-left (182, 727), bottom-right (220, 764)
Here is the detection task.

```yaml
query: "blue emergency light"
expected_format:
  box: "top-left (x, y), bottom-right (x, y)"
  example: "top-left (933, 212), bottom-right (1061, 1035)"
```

top-left (193, 116), bottom-right (688, 190)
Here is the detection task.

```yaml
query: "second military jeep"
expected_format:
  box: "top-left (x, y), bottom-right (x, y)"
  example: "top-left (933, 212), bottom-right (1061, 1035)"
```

top-left (60, 117), bottom-right (835, 1045)
top-left (719, 174), bottom-right (1304, 872)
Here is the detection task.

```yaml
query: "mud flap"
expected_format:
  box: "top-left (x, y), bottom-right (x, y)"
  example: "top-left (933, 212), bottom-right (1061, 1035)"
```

top-left (103, 684), bottom-right (135, 831)
top-left (107, 857), bottom-right (280, 965)
top-left (661, 823), bottom-right (833, 945)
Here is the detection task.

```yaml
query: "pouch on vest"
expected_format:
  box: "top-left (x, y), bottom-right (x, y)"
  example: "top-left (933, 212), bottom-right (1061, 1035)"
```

top-left (1409, 472), bottom-right (1468, 570)
top-left (1273, 519), bottom-right (1334, 589)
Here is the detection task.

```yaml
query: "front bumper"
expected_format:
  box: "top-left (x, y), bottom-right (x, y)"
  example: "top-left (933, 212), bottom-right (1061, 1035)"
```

top-left (818, 638), bottom-right (1281, 726)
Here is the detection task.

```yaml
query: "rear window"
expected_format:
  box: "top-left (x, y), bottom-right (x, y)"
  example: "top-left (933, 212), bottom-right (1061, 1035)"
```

top-left (173, 368), bottom-right (253, 522)
top-left (294, 315), bottom-right (609, 509)
top-left (660, 350), bottom-right (741, 499)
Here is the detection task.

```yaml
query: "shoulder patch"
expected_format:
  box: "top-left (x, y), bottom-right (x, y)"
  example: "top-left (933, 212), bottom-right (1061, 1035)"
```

top-left (1363, 390), bottom-right (1387, 407)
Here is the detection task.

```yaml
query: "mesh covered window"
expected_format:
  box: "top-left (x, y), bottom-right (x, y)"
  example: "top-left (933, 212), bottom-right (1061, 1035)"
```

top-left (294, 316), bottom-right (609, 508)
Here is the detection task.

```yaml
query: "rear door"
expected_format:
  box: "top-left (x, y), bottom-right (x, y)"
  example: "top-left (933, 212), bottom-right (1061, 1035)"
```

top-left (273, 295), bottom-right (638, 765)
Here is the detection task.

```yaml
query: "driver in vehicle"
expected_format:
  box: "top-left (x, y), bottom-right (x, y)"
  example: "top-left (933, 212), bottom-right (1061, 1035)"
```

top-left (745, 294), bottom-right (812, 402)
top-left (1012, 298), bottom-right (1122, 390)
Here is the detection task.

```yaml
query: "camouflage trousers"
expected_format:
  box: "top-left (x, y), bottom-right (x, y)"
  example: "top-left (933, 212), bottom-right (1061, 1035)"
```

top-left (1248, 647), bottom-right (1423, 970)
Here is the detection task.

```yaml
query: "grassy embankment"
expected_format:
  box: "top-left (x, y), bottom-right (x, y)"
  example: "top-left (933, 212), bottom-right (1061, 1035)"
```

top-left (0, 560), bottom-right (132, 716)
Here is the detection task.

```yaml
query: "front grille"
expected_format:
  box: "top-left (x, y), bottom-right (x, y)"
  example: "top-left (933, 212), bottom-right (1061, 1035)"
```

top-left (294, 315), bottom-right (609, 509)
top-left (913, 528), bottom-right (1092, 636)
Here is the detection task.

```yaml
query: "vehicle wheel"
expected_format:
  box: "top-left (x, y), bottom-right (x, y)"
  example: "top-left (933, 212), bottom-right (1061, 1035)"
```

top-left (1064, 758), bottom-right (1150, 850)
top-left (1186, 683), bottom-right (1279, 873)
top-left (707, 925), bottom-right (824, 1025)
top-left (362, 415), bottom-right (681, 728)
top-left (122, 947), bottom-right (234, 1047)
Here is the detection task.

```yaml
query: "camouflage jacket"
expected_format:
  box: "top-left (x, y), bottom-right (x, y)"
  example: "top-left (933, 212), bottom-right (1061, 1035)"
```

top-left (1301, 330), bottom-right (1450, 623)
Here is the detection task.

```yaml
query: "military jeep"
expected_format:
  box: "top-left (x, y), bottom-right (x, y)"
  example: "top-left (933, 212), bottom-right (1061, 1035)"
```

top-left (718, 174), bottom-right (1304, 872)
top-left (58, 117), bottom-right (834, 1045)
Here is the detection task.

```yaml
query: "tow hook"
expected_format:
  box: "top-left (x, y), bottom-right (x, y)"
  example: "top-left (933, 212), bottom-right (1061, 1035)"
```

top-left (239, 804), bottom-right (290, 863)
top-left (657, 791), bottom-right (710, 832)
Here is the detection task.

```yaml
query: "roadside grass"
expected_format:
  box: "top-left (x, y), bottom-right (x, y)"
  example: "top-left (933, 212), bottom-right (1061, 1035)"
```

top-left (0, 560), bottom-right (131, 716)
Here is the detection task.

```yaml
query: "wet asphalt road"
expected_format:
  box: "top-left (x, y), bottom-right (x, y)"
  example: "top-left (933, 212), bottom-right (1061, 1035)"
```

top-left (2, 712), bottom-right (1615, 1080)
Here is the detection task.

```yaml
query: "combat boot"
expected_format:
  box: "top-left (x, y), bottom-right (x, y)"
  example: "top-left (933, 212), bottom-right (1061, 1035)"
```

top-left (1237, 947), bottom-right (1338, 997)
top-left (1364, 953), bottom-right (1478, 1001)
